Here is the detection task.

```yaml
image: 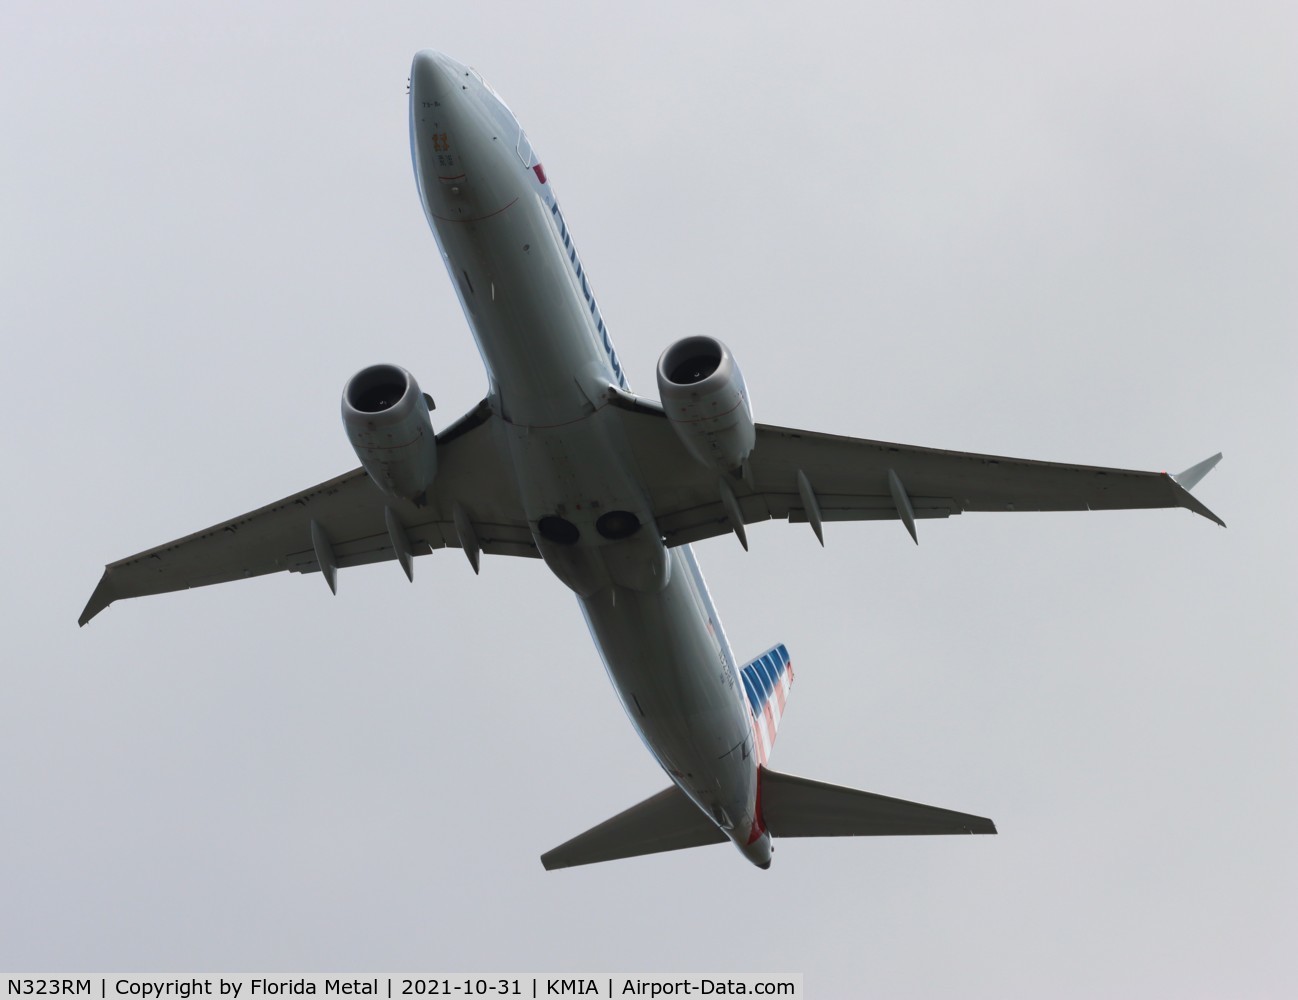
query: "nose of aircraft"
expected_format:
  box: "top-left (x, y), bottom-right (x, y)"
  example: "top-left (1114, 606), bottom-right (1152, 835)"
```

top-left (410, 49), bottom-right (463, 100)
top-left (409, 50), bottom-right (526, 225)
top-left (410, 51), bottom-right (477, 219)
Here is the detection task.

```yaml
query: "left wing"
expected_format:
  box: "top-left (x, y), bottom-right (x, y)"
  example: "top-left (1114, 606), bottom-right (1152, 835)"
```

top-left (80, 402), bottom-right (534, 625)
top-left (608, 393), bottom-right (1224, 548)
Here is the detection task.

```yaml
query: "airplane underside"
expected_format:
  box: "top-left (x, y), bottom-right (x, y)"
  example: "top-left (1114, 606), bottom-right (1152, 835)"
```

top-left (79, 49), bottom-right (1223, 871)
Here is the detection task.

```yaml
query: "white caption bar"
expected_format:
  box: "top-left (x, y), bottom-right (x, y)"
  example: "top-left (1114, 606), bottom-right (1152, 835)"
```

top-left (4, 976), bottom-right (804, 1000)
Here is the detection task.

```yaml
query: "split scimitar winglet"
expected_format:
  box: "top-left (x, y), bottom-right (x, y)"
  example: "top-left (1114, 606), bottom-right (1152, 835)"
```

top-left (1169, 452), bottom-right (1226, 527)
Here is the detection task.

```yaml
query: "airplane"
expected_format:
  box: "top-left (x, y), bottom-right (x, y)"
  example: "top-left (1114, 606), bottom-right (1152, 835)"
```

top-left (79, 50), bottom-right (1224, 871)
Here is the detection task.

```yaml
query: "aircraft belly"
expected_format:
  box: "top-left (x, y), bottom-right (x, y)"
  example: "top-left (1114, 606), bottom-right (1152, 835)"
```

top-left (413, 51), bottom-right (767, 865)
top-left (411, 62), bottom-right (611, 428)
top-left (580, 550), bottom-right (756, 819)
top-left (502, 404), bottom-right (671, 589)
top-left (431, 197), bottom-right (607, 427)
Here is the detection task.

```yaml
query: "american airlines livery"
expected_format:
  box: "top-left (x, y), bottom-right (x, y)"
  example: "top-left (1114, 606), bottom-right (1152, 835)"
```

top-left (80, 51), bottom-right (1224, 870)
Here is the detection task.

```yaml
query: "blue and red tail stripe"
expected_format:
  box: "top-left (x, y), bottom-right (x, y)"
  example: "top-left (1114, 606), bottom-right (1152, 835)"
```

top-left (739, 643), bottom-right (793, 765)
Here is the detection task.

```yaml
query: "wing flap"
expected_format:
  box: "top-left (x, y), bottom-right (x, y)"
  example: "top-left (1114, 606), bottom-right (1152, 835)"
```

top-left (288, 520), bottom-right (538, 575)
top-left (655, 492), bottom-right (957, 546)
top-left (761, 767), bottom-right (996, 837)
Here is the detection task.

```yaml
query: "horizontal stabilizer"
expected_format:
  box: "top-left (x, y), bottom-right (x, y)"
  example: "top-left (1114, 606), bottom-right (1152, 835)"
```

top-left (541, 784), bottom-right (727, 871)
top-left (761, 767), bottom-right (996, 837)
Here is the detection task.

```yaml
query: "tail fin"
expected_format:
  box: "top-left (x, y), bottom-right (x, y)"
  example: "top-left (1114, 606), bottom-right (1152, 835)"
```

top-left (739, 643), bottom-right (793, 763)
top-left (760, 767), bottom-right (996, 837)
top-left (540, 784), bottom-right (727, 871)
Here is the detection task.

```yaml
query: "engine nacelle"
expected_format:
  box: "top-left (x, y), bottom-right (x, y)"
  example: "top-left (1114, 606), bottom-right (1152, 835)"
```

top-left (656, 336), bottom-right (755, 475)
top-left (341, 364), bottom-right (437, 503)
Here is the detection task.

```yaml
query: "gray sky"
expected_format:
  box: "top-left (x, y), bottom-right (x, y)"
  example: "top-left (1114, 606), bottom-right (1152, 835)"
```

top-left (3, 1), bottom-right (1295, 995)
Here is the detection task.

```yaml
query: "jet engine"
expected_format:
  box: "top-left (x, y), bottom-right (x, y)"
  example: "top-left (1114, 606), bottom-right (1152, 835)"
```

top-left (656, 336), bottom-right (755, 475)
top-left (341, 364), bottom-right (437, 504)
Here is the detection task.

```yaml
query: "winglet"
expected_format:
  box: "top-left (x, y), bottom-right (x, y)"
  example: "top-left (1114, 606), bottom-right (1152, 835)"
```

top-left (1172, 452), bottom-right (1222, 493)
top-left (1166, 474), bottom-right (1226, 528)
top-left (79, 570), bottom-right (117, 627)
top-left (1166, 452), bottom-right (1225, 527)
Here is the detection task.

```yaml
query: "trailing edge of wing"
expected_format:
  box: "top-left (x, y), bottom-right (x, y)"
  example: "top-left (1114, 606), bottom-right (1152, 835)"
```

top-left (540, 785), bottom-right (728, 870)
top-left (760, 767), bottom-right (997, 837)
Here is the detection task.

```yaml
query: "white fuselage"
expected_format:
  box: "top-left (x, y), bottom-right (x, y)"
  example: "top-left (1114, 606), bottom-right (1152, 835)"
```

top-left (409, 51), bottom-right (769, 865)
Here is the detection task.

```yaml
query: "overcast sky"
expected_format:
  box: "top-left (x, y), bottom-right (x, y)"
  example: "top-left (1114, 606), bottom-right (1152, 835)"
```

top-left (3, 1), bottom-right (1295, 995)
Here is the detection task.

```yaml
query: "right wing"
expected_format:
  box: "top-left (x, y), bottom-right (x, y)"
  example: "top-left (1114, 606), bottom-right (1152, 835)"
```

top-left (607, 392), bottom-right (1224, 547)
top-left (79, 401), bottom-right (534, 625)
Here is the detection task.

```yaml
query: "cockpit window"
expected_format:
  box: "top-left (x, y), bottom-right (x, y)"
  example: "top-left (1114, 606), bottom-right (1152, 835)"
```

top-left (472, 67), bottom-right (506, 104)
top-left (516, 129), bottom-right (535, 168)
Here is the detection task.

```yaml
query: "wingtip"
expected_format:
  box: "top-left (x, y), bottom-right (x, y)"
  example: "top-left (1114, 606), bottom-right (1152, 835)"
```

top-left (79, 571), bottom-right (117, 627)
top-left (1167, 477), bottom-right (1226, 528)
top-left (1173, 451), bottom-right (1223, 493)
top-left (1163, 452), bottom-right (1226, 528)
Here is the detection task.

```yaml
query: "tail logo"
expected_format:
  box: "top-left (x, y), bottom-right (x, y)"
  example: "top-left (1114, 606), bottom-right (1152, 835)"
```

top-left (739, 643), bottom-right (793, 765)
